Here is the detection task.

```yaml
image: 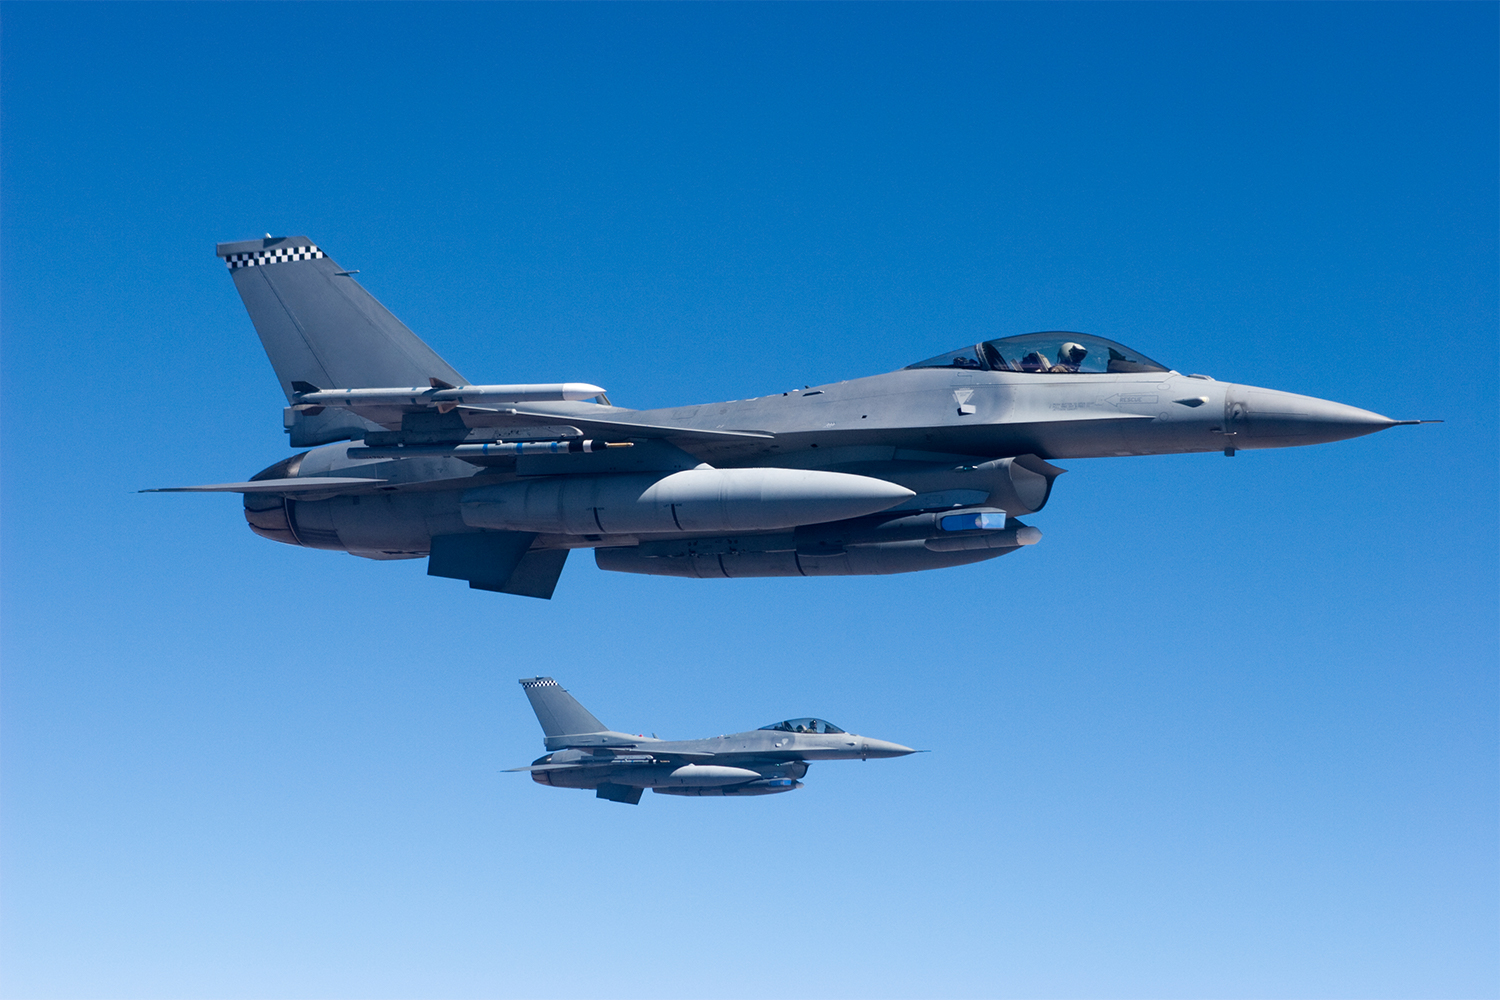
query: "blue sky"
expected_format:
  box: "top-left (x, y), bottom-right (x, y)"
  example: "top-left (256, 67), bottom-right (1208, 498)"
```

top-left (2, 4), bottom-right (1495, 998)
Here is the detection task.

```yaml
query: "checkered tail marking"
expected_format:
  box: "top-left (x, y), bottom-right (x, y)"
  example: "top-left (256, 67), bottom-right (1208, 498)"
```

top-left (225, 246), bottom-right (325, 270)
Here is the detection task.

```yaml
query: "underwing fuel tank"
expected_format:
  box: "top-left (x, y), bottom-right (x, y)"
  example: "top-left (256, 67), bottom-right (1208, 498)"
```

top-left (459, 468), bottom-right (915, 535)
top-left (597, 538), bottom-right (1017, 578)
top-left (595, 506), bottom-right (1041, 578)
top-left (633, 764), bottom-right (765, 787)
top-left (654, 778), bottom-right (802, 796)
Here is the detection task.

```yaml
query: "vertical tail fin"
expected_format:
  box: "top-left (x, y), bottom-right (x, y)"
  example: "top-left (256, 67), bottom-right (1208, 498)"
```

top-left (519, 677), bottom-right (608, 737)
top-left (216, 235), bottom-right (467, 400)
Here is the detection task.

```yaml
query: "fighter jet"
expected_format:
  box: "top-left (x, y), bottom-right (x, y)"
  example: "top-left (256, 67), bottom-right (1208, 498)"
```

top-left (508, 677), bottom-right (916, 804)
top-left (149, 235), bottom-right (1433, 599)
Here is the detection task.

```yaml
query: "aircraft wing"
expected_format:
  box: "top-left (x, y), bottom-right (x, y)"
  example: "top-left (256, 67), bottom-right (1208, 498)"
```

top-left (567, 748), bottom-right (719, 762)
top-left (631, 750), bottom-right (718, 762)
top-left (286, 387), bottom-right (774, 447)
top-left (456, 407), bottom-right (775, 445)
top-left (504, 749), bottom-right (719, 772)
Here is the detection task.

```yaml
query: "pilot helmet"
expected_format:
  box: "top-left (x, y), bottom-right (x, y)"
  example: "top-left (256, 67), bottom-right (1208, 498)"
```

top-left (1057, 342), bottom-right (1088, 365)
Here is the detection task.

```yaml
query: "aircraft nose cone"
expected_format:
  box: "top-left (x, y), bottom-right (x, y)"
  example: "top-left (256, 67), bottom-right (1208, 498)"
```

top-left (860, 738), bottom-right (917, 758)
top-left (1231, 388), bottom-right (1398, 448)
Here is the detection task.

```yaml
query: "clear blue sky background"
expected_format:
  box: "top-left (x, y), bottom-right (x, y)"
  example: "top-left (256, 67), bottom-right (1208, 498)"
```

top-left (2, 4), bottom-right (1495, 999)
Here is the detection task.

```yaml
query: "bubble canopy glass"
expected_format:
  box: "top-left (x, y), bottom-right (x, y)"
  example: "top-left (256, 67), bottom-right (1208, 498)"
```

top-left (906, 332), bottom-right (1171, 375)
top-left (759, 718), bottom-right (846, 735)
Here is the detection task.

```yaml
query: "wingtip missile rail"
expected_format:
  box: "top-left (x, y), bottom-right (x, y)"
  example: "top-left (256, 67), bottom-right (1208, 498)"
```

top-left (347, 439), bottom-right (635, 460)
top-left (290, 381), bottom-right (608, 411)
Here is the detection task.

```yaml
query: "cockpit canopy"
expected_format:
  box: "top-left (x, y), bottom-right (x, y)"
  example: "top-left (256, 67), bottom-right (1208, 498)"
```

top-left (906, 332), bottom-right (1171, 375)
top-left (759, 718), bottom-right (846, 735)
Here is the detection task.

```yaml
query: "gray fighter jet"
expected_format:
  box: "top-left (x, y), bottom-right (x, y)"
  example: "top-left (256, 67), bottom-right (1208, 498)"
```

top-left (150, 235), bottom-right (1433, 598)
top-left (509, 677), bottom-right (916, 804)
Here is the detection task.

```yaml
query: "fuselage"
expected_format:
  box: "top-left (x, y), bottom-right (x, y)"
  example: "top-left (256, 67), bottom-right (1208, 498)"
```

top-left (623, 364), bottom-right (1396, 461)
top-left (245, 363), bottom-right (1397, 563)
top-left (526, 725), bottom-right (916, 798)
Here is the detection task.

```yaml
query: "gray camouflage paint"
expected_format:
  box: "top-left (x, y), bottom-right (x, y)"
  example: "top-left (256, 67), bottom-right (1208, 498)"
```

top-left (150, 236), bottom-right (1421, 598)
top-left (510, 676), bottom-right (917, 804)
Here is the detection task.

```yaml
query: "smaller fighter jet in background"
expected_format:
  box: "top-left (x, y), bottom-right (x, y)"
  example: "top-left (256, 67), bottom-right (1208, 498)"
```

top-left (509, 677), bottom-right (918, 804)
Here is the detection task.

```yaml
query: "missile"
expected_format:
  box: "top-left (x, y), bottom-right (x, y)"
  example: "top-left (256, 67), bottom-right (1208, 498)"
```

top-left (291, 381), bottom-right (608, 410)
top-left (461, 468), bottom-right (916, 536)
top-left (347, 439), bottom-right (632, 460)
top-left (926, 525), bottom-right (1041, 551)
top-left (791, 506), bottom-right (1033, 551)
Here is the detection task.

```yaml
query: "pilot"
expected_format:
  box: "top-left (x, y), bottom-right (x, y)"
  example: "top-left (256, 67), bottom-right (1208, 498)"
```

top-left (1052, 342), bottom-right (1088, 372)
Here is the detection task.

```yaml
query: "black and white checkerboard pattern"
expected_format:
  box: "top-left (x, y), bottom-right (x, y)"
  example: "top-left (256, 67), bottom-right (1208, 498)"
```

top-left (224, 246), bottom-right (325, 270)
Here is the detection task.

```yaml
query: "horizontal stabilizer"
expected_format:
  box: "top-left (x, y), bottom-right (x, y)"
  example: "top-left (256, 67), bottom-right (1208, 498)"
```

top-left (142, 477), bottom-right (384, 493)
